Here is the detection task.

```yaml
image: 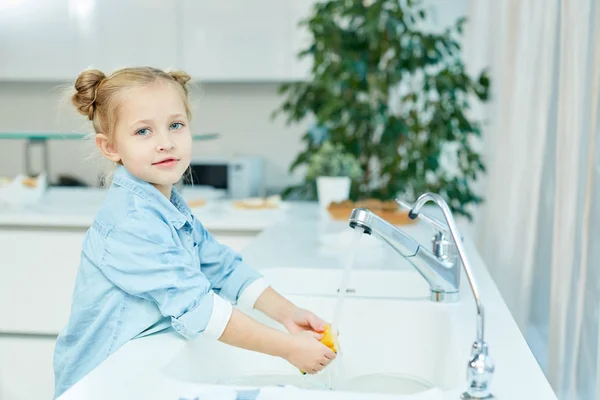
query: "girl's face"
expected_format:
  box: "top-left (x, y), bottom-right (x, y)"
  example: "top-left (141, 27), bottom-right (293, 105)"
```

top-left (98, 80), bottom-right (192, 198)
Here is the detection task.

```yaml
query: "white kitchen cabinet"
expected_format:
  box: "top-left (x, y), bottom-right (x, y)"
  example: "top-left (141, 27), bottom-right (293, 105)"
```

top-left (83, 0), bottom-right (181, 73)
top-left (0, 0), bottom-right (88, 80)
top-left (181, 0), bottom-right (293, 82)
top-left (0, 0), bottom-right (467, 82)
top-left (289, 0), bottom-right (315, 81)
top-left (0, 229), bottom-right (84, 334)
top-left (0, 336), bottom-right (56, 400)
top-left (0, 0), bottom-right (309, 82)
top-left (0, 0), bottom-right (180, 81)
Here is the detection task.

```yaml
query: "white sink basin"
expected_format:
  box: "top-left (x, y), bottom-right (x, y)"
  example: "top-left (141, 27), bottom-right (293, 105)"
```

top-left (161, 295), bottom-right (475, 395)
top-left (259, 268), bottom-right (431, 300)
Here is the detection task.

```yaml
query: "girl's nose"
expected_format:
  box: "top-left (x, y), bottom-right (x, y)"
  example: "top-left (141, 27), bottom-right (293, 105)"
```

top-left (156, 135), bottom-right (175, 152)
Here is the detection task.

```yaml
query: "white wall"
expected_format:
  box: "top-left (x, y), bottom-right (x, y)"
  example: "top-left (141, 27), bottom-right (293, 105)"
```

top-left (0, 82), bottom-right (308, 192)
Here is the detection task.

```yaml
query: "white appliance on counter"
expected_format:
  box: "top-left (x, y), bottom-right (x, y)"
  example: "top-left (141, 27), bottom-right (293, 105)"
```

top-left (0, 172), bottom-right (48, 207)
top-left (184, 156), bottom-right (265, 199)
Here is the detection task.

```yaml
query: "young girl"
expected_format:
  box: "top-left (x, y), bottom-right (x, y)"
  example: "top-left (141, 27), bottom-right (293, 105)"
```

top-left (53, 67), bottom-right (336, 398)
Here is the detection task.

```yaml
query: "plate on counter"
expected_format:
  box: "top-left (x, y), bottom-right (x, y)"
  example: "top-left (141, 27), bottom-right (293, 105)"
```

top-left (226, 195), bottom-right (290, 213)
top-left (182, 186), bottom-right (227, 210)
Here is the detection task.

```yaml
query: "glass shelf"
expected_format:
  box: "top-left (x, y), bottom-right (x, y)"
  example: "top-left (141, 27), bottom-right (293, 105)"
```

top-left (0, 132), bottom-right (220, 141)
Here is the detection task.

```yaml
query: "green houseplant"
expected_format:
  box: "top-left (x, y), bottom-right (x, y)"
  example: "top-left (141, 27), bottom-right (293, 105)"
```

top-left (305, 141), bottom-right (363, 208)
top-left (274, 0), bottom-right (490, 219)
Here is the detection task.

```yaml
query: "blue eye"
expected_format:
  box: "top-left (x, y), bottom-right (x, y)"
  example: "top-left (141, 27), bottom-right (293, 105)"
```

top-left (170, 122), bottom-right (184, 131)
top-left (135, 128), bottom-right (150, 136)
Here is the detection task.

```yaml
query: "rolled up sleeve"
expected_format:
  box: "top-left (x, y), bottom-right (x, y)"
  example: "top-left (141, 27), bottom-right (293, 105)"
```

top-left (172, 292), bottom-right (232, 339)
top-left (101, 210), bottom-right (232, 339)
top-left (194, 219), bottom-right (267, 306)
top-left (236, 277), bottom-right (270, 310)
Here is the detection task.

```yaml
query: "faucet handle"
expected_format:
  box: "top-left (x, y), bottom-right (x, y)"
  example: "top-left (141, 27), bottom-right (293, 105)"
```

top-left (432, 231), bottom-right (454, 260)
top-left (396, 198), bottom-right (464, 243)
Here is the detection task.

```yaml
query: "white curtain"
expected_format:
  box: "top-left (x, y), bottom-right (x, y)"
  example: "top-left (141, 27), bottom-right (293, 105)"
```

top-left (465, 0), bottom-right (600, 398)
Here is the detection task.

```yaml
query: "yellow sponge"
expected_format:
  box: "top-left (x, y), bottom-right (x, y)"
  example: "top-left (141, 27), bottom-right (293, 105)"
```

top-left (320, 325), bottom-right (338, 353)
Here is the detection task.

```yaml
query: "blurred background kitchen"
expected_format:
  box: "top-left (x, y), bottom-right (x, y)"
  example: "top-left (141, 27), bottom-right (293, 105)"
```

top-left (0, 0), bottom-right (598, 399)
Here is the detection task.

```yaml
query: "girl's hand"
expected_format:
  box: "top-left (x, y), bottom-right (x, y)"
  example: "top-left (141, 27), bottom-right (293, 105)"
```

top-left (282, 307), bottom-right (329, 334)
top-left (284, 330), bottom-right (336, 374)
top-left (252, 287), bottom-right (332, 335)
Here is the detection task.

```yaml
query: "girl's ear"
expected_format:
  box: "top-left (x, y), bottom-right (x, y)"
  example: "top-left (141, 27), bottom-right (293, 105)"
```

top-left (95, 134), bottom-right (121, 163)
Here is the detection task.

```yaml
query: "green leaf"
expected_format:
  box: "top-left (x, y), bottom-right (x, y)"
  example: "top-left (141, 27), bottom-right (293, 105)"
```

top-left (455, 17), bottom-right (467, 34)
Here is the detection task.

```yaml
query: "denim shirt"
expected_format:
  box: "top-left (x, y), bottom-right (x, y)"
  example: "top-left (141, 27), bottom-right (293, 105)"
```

top-left (53, 166), bottom-right (266, 398)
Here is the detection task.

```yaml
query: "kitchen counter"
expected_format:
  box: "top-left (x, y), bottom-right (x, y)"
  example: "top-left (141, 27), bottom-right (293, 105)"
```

top-left (56, 203), bottom-right (557, 400)
top-left (241, 206), bottom-right (443, 272)
top-left (0, 187), bottom-right (285, 232)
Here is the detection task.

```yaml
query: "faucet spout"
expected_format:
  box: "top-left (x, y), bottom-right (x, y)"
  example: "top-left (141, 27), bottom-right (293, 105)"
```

top-left (408, 193), bottom-right (495, 399)
top-left (349, 208), bottom-right (460, 302)
top-left (410, 193), bottom-right (485, 341)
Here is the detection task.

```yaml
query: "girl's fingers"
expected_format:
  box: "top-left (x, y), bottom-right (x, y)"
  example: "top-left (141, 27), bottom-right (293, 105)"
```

top-left (324, 348), bottom-right (336, 360)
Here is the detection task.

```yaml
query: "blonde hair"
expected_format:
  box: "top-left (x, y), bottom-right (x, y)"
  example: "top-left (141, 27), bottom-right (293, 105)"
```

top-left (71, 66), bottom-right (193, 186)
top-left (72, 66), bottom-right (192, 139)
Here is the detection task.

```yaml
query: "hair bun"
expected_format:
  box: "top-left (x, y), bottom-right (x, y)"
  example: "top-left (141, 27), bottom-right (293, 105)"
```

top-left (168, 70), bottom-right (191, 94)
top-left (72, 69), bottom-right (106, 120)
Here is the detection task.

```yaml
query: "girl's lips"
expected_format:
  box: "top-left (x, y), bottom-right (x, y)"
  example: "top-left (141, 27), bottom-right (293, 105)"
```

top-left (153, 158), bottom-right (179, 168)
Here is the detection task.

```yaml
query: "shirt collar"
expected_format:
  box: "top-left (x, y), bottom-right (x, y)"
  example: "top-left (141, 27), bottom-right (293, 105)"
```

top-left (111, 165), bottom-right (193, 229)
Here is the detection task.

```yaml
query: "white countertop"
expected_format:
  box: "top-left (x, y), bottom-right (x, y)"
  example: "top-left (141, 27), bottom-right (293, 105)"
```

top-left (0, 187), bottom-right (286, 232)
top-left (57, 204), bottom-right (557, 400)
top-left (242, 207), bottom-right (440, 272)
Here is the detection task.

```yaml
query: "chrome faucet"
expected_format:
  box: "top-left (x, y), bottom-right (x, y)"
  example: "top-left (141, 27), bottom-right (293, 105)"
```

top-left (348, 203), bottom-right (460, 303)
top-left (348, 192), bottom-right (495, 399)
